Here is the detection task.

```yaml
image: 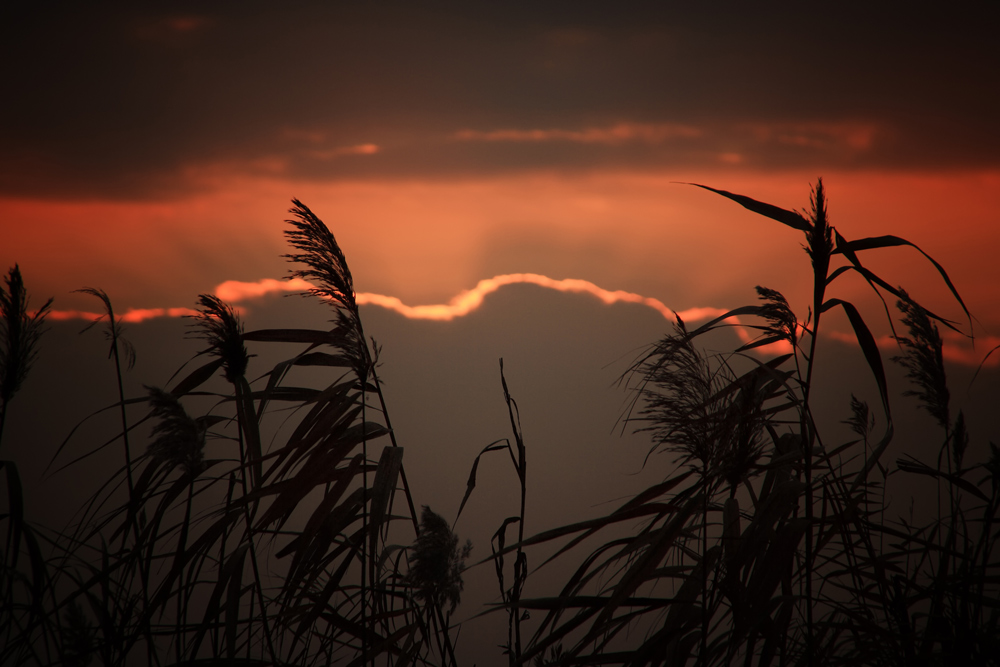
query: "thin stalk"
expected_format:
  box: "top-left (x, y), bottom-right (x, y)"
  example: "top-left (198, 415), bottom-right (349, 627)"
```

top-left (972, 489), bottom-right (998, 630)
top-left (216, 472), bottom-right (236, 657)
top-left (800, 182), bottom-right (832, 663)
top-left (701, 465), bottom-right (709, 667)
top-left (108, 329), bottom-right (136, 538)
top-left (434, 606), bottom-right (459, 667)
top-left (0, 402), bottom-right (7, 453)
top-left (361, 386), bottom-right (369, 667)
top-left (234, 390), bottom-right (276, 663)
top-left (500, 359), bottom-right (526, 666)
top-left (177, 479), bottom-right (194, 664)
top-left (370, 365), bottom-right (420, 537)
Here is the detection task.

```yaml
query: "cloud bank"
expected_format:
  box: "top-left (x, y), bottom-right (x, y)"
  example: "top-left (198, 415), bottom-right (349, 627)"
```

top-left (45, 273), bottom-right (996, 366)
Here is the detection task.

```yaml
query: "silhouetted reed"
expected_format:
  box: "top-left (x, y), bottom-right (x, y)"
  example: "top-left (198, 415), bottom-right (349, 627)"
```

top-left (0, 265), bottom-right (52, 449)
top-left (1, 184), bottom-right (997, 667)
top-left (0, 265), bottom-right (52, 664)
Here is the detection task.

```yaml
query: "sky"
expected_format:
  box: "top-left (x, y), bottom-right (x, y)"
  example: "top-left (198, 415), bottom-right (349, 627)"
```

top-left (3, 3), bottom-right (1000, 663)
top-left (3, 3), bottom-right (999, 341)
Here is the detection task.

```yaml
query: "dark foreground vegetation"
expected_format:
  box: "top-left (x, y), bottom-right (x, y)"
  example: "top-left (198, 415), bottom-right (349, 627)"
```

top-left (1, 182), bottom-right (998, 666)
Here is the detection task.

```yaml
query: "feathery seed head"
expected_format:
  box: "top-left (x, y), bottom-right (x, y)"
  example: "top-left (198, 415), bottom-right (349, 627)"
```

top-left (406, 506), bottom-right (472, 614)
top-left (189, 294), bottom-right (250, 384)
top-left (844, 394), bottom-right (874, 439)
top-left (755, 286), bottom-right (797, 347)
top-left (804, 178), bottom-right (834, 276)
top-left (76, 287), bottom-right (136, 370)
top-left (146, 386), bottom-right (206, 480)
top-left (636, 326), bottom-right (730, 471)
top-left (283, 199), bottom-right (357, 313)
top-left (892, 293), bottom-right (950, 431)
top-left (282, 200), bottom-right (373, 382)
top-left (1, 265), bottom-right (52, 405)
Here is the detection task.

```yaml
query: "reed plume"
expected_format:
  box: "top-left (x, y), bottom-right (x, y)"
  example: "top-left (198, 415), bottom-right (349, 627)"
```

top-left (892, 293), bottom-right (950, 431)
top-left (0, 265), bottom-right (52, 447)
top-left (284, 199), bottom-right (356, 312)
top-left (76, 287), bottom-right (136, 370)
top-left (145, 386), bottom-right (206, 480)
top-left (189, 294), bottom-right (249, 383)
top-left (407, 506), bottom-right (471, 615)
top-left (634, 322), bottom-right (731, 472)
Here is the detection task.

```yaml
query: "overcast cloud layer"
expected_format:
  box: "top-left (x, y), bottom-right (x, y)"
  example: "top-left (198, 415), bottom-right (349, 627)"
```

top-left (3, 3), bottom-right (999, 199)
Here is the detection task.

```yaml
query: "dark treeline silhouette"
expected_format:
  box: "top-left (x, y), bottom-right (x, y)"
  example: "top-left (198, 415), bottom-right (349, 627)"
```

top-left (1, 183), bottom-right (997, 666)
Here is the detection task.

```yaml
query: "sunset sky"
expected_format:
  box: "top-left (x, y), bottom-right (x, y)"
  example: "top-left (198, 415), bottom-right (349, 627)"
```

top-left (3, 3), bottom-right (999, 341)
top-left (3, 4), bottom-right (1000, 661)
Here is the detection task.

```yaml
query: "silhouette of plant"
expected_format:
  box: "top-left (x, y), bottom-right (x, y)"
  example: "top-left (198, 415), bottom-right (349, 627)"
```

top-left (1, 185), bottom-right (997, 667)
top-left (408, 506), bottom-right (471, 615)
top-left (0, 265), bottom-right (52, 448)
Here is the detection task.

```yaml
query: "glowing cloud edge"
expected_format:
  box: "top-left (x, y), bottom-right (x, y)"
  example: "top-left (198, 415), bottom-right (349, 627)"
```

top-left (45, 274), bottom-right (995, 366)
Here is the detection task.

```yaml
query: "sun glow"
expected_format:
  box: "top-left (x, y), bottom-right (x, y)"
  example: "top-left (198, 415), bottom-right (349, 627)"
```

top-left (46, 273), bottom-right (727, 324)
top-left (39, 271), bottom-right (999, 365)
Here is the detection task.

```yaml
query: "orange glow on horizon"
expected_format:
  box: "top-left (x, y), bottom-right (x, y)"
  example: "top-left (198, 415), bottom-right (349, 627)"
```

top-left (42, 272), bottom-right (998, 365)
top-left (50, 273), bottom-right (717, 323)
top-left (5, 168), bottom-right (998, 366)
top-left (38, 273), bottom-right (783, 359)
top-left (47, 307), bottom-right (200, 323)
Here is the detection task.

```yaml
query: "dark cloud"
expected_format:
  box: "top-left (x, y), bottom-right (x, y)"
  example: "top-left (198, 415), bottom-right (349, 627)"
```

top-left (9, 281), bottom-right (1000, 664)
top-left (3, 3), bottom-right (998, 199)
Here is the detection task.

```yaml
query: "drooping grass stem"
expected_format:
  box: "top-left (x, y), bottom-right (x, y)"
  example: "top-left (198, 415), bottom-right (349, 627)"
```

top-left (500, 359), bottom-right (527, 666)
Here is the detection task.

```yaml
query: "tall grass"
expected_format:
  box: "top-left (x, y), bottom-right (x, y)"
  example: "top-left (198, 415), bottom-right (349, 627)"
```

top-left (505, 180), bottom-right (995, 666)
top-left (0, 183), bottom-right (997, 666)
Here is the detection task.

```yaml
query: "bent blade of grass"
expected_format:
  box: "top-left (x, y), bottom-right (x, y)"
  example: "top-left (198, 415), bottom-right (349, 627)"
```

top-left (832, 230), bottom-right (965, 335)
top-left (833, 234), bottom-right (970, 326)
top-left (682, 183), bottom-right (812, 232)
top-left (820, 298), bottom-right (892, 420)
top-left (44, 396), bottom-right (152, 478)
top-left (454, 439), bottom-right (510, 527)
top-left (583, 492), bottom-right (701, 643)
top-left (186, 541), bottom-right (249, 659)
top-left (368, 445), bottom-right (403, 557)
top-left (242, 328), bottom-right (352, 346)
top-left (170, 359), bottom-right (225, 397)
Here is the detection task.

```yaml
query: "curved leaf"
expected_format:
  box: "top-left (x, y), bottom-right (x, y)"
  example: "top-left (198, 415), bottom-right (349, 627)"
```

top-left (684, 183), bottom-right (811, 232)
top-left (820, 298), bottom-right (891, 419)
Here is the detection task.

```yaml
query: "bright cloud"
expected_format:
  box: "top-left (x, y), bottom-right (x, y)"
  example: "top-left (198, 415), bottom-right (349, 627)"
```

top-left (47, 307), bottom-right (199, 323)
top-left (212, 272), bottom-right (725, 323)
top-left (46, 274), bottom-right (726, 326)
top-left (214, 278), bottom-right (314, 302)
top-left (44, 273), bottom-right (995, 366)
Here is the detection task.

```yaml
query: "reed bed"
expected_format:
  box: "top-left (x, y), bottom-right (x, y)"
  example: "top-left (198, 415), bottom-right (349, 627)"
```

top-left (0, 183), bottom-right (996, 666)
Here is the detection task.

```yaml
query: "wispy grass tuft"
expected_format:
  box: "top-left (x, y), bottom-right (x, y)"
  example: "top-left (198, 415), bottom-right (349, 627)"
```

top-left (633, 321), bottom-right (733, 473)
top-left (188, 293), bottom-right (250, 383)
top-left (3, 185), bottom-right (997, 667)
top-left (892, 293), bottom-right (950, 431)
top-left (407, 506), bottom-right (472, 616)
top-left (283, 198), bottom-right (357, 313)
top-left (0, 265), bottom-right (52, 447)
top-left (76, 287), bottom-right (136, 371)
top-left (145, 386), bottom-right (206, 480)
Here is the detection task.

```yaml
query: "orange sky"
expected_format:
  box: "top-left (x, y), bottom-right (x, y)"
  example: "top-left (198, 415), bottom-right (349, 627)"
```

top-left (4, 167), bottom-right (997, 366)
top-left (2, 5), bottom-right (999, 366)
top-left (3, 10), bottom-right (1000, 664)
